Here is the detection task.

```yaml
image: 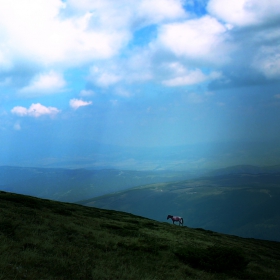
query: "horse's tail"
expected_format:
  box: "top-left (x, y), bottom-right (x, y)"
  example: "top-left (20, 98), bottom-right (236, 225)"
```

top-left (181, 217), bottom-right (184, 226)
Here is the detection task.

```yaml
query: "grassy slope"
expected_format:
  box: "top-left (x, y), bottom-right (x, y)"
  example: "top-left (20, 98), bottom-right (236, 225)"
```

top-left (1, 191), bottom-right (280, 279)
top-left (80, 173), bottom-right (280, 242)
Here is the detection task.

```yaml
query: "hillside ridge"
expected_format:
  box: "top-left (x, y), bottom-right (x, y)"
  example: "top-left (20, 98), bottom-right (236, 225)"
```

top-left (1, 191), bottom-right (280, 279)
top-left (80, 172), bottom-right (280, 242)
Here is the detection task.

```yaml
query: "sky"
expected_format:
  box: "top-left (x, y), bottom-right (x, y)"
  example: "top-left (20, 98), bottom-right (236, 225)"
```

top-left (1, 0), bottom-right (280, 169)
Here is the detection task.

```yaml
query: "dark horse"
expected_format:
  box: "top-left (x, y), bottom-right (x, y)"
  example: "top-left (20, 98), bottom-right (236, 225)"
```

top-left (167, 215), bottom-right (184, 226)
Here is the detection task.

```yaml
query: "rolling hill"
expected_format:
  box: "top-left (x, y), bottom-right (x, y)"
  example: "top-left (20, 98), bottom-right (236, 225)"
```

top-left (79, 172), bottom-right (280, 242)
top-left (0, 166), bottom-right (196, 202)
top-left (1, 190), bottom-right (280, 279)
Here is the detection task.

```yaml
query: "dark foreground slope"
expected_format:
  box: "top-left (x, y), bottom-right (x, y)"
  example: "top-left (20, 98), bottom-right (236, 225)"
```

top-left (1, 191), bottom-right (280, 280)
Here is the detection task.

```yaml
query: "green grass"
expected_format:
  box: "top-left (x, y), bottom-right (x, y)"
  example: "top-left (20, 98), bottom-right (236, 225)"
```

top-left (175, 245), bottom-right (249, 275)
top-left (1, 191), bottom-right (280, 279)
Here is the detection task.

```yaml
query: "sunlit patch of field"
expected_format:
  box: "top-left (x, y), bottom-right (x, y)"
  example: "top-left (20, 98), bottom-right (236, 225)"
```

top-left (1, 191), bottom-right (280, 279)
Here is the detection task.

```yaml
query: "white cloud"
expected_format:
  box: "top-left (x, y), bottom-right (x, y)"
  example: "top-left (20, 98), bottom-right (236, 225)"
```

top-left (137, 0), bottom-right (187, 26)
top-left (0, 0), bottom-right (130, 67)
top-left (162, 63), bottom-right (222, 86)
top-left (0, 49), bottom-right (13, 70)
top-left (97, 73), bottom-right (122, 87)
top-left (2, 0), bottom-right (278, 98)
top-left (0, 0), bottom-right (190, 94)
top-left (0, 0), bottom-right (187, 70)
top-left (163, 69), bottom-right (207, 86)
top-left (157, 16), bottom-right (229, 63)
top-left (69, 98), bottom-right (92, 110)
top-left (68, 0), bottom-right (186, 29)
top-left (91, 48), bottom-right (154, 86)
top-left (207, 0), bottom-right (280, 27)
top-left (11, 103), bottom-right (60, 117)
top-left (20, 71), bottom-right (66, 95)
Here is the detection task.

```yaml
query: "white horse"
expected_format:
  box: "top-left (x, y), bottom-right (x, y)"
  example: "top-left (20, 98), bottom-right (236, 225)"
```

top-left (167, 215), bottom-right (184, 226)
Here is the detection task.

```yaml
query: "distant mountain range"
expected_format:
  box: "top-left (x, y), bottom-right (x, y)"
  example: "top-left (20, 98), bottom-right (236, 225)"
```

top-left (2, 140), bottom-right (280, 171)
top-left (207, 164), bottom-right (280, 176)
top-left (0, 166), bottom-right (198, 202)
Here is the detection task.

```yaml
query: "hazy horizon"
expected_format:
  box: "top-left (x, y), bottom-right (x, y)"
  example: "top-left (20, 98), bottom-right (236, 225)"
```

top-left (1, 1), bottom-right (280, 170)
top-left (1, 140), bottom-right (280, 171)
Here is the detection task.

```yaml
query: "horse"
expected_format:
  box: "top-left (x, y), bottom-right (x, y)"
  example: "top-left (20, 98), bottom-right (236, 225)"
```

top-left (167, 215), bottom-right (184, 226)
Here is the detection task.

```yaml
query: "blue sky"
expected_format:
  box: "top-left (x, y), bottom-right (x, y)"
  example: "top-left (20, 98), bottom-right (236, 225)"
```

top-left (1, 0), bottom-right (280, 169)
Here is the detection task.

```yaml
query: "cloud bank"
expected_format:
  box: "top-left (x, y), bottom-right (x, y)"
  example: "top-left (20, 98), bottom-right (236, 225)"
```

top-left (0, 0), bottom-right (278, 94)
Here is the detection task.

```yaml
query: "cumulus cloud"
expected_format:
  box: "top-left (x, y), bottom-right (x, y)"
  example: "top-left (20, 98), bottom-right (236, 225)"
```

top-left (1, 0), bottom-right (279, 98)
top-left (137, 0), bottom-right (187, 26)
top-left (69, 98), bottom-right (92, 110)
top-left (156, 16), bottom-right (230, 63)
top-left (162, 63), bottom-right (221, 86)
top-left (163, 69), bottom-right (206, 86)
top-left (0, 0), bottom-right (130, 68)
top-left (207, 0), bottom-right (280, 27)
top-left (0, 0), bottom-right (187, 70)
top-left (11, 103), bottom-right (60, 117)
top-left (88, 48), bottom-right (153, 87)
top-left (68, 0), bottom-right (186, 29)
top-left (19, 71), bottom-right (66, 95)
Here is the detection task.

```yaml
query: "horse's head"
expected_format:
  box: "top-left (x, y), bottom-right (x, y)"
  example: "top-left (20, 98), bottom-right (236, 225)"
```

top-left (167, 215), bottom-right (172, 220)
